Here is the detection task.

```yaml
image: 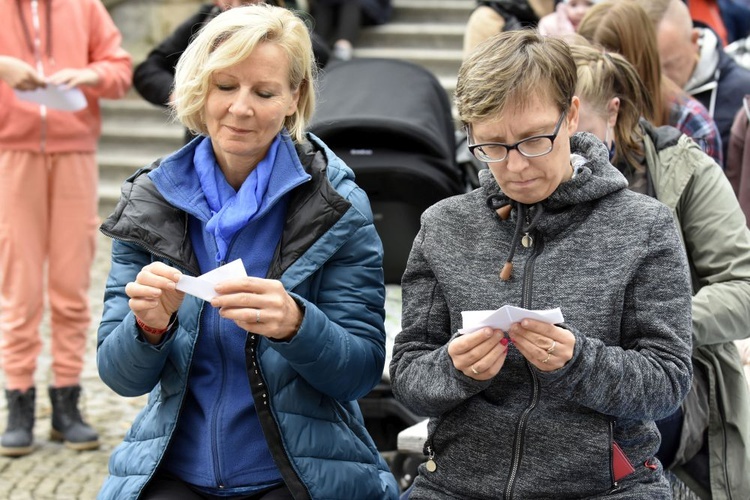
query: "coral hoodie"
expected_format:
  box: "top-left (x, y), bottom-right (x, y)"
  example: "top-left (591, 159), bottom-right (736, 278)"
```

top-left (0, 0), bottom-right (132, 152)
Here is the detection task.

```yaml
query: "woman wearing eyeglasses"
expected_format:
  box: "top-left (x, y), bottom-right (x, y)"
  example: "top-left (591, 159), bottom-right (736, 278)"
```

top-left (390, 29), bottom-right (693, 499)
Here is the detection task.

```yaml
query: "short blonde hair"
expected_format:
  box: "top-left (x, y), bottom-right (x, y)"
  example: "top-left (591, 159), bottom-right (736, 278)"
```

top-left (456, 29), bottom-right (577, 125)
top-left (172, 3), bottom-right (315, 142)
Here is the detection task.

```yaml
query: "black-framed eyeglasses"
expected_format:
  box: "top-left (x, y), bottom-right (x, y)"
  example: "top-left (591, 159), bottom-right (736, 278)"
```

top-left (467, 111), bottom-right (567, 162)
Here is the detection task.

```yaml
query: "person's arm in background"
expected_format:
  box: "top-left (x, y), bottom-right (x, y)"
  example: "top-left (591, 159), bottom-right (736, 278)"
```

top-left (133, 4), bottom-right (215, 107)
top-left (47, 0), bottom-right (132, 99)
top-left (0, 56), bottom-right (45, 90)
top-left (673, 140), bottom-right (750, 346)
top-left (726, 97), bottom-right (750, 226)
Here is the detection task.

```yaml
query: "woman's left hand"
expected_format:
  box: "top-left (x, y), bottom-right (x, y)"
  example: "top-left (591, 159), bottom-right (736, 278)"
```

top-left (211, 277), bottom-right (302, 341)
top-left (509, 319), bottom-right (575, 372)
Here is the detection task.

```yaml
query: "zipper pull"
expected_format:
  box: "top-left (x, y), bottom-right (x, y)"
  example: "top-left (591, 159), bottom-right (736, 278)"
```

top-left (425, 445), bottom-right (437, 472)
top-left (521, 232), bottom-right (533, 248)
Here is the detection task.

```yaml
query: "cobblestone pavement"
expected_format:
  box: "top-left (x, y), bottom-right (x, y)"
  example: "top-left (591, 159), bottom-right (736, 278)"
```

top-left (0, 232), bottom-right (148, 499)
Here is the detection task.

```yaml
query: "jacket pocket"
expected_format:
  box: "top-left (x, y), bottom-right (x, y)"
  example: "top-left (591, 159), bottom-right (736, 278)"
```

top-left (610, 421), bottom-right (636, 484)
top-left (612, 441), bottom-right (636, 482)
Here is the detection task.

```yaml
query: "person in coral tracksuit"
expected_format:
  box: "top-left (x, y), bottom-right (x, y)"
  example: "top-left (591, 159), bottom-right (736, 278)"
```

top-left (0, 0), bottom-right (131, 456)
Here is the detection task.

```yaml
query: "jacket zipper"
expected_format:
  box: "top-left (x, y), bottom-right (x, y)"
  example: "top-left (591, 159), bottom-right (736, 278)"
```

top-left (504, 233), bottom-right (543, 500)
top-left (717, 374), bottom-right (733, 500)
top-left (211, 285), bottom-right (229, 490)
top-left (248, 333), bottom-right (311, 498)
top-left (608, 420), bottom-right (619, 492)
top-left (422, 416), bottom-right (446, 473)
top-left (28, 0), bottom-right (48, 152)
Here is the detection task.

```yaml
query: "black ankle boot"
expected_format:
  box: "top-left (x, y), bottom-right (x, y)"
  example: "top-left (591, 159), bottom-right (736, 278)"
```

top-left (48, 385), bottom-right (99, 451)
top-left (1, 387), bottom-right (35, 457)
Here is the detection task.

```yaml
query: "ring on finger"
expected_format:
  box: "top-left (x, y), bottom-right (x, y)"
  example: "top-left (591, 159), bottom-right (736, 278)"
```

top-left (546, 340), bottom-right (557, 355)
top-left (256, 309), bottom-right (261, 324)
top-left (542, 353), bottom-right (551, 364)
top-left (470, 365), bottom-right (479, 375)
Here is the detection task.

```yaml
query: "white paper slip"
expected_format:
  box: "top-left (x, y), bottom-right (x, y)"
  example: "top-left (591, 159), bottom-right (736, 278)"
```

top-left (176, 259), bottom-right (247, 302)
top-left (458, 305), bottom-right (564, 334)
top-left (14, 84), bottom-right (87, 111)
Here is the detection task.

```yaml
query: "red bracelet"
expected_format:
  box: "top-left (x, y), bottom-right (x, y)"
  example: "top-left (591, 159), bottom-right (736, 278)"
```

top-left (136, 316), bottom-right (171, 336)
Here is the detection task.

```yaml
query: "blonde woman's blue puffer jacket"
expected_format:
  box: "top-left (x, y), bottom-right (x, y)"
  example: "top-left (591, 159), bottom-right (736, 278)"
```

top-left (96, 134), bottom-right (399, 500)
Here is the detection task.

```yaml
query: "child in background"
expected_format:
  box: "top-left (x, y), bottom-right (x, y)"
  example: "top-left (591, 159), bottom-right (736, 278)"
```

top-left (538, 0), bottom-right (600, 36)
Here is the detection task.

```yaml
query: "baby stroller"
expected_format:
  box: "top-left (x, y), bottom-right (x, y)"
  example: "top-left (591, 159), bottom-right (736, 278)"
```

top-left (309, 58), bottom-right (464, 284)
top-left (309, 58), bottom-right (465, 489)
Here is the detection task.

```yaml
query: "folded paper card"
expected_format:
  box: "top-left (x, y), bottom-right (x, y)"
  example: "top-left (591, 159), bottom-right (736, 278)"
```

top-left (175, 258), bottom-right (247, 302)
top-left (459, 305), bottom-right (564, 334)
top-left (14, 84), bottom-right (87, 111)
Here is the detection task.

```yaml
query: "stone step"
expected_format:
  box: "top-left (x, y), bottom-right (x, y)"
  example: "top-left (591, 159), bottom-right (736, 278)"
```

top-left (359, 22), bottom-right (465, 50)
top-left (391, 0), bottom-right (474, 23)
top-left (352, 47), bottom-right (463, 80)
top-left (99, 121), bottom-right (183, 155)
top-left (100, 97), bottom-right (173, 124)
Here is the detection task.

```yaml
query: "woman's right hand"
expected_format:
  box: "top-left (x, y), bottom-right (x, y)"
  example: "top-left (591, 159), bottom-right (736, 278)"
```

top-left (125, 262), bottom-right (184, 331)
top-left (448, 328), bottom-right (508, 380)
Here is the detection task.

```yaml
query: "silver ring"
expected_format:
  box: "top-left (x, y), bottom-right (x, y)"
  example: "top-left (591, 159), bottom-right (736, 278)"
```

top-left (546, 340), bottom-right (557, 354)
top-left (470, 365), bottom-right (479, 375)
top-left (255, 309), bottom-right (261, 324)
top-left (542, 353), bottom-right (551, 364)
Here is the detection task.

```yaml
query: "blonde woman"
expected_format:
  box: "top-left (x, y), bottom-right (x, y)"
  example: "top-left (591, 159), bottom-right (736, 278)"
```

top-left (97, 5), bottom-right (397, 499)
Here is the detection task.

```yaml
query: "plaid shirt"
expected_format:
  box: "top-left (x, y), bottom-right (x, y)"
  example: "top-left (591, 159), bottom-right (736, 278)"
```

top-left (669, 93), bottom-right (724, 167)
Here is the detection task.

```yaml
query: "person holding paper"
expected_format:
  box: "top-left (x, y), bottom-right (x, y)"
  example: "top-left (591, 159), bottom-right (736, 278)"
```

top-left (390, 30), bottom-right (693, 499)
top-left (570, 39), bottom-right (750, 499)
top-left (0, 0), bottom-right (131, 457)
top-left (96, 5), bottom-right (397, 499)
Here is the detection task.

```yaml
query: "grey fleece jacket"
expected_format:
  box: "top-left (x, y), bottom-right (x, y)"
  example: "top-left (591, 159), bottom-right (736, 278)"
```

top-left (390, 133), bottom-right (693, 499)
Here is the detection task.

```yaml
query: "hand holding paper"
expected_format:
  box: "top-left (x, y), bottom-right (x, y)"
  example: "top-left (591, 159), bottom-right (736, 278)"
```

top-left (459, 305), bottom-right (564, 334)
top-left (176, 259), bottom-right (247, 301)
top-left (14, 84), bottom-right (87, 111)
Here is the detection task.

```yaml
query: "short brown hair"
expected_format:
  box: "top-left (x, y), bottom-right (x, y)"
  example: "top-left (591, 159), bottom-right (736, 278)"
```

top-left (455, 29), bottom-right (576, 125)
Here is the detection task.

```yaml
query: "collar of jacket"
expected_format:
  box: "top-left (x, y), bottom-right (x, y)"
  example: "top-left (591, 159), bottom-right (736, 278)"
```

top-left (99, 135), bottom-right (352, 279)
top-left (639, 119), bottom-right (701, 211)
top-left (685, 28), bottom-right (721, 116)
top-left (478, 132), bottom-right (627, 280)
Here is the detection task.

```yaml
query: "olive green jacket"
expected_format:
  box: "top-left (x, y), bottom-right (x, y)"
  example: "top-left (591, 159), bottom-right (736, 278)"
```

top-left (643, 121), bottom-right (750, 500)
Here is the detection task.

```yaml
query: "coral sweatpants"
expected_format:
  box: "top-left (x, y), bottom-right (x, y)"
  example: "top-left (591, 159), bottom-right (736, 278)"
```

top-left (0, 150), bottom-right (98, 391)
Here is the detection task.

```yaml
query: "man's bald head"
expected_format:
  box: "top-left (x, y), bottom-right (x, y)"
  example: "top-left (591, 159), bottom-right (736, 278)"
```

top-left (635, 0), bottom-right (700, 88)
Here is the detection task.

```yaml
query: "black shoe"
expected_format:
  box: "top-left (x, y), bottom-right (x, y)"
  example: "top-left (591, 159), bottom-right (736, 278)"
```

top-left (48, 385), bottom-right (99, 451)
top-left (1, 387), bottom-right (35, 457)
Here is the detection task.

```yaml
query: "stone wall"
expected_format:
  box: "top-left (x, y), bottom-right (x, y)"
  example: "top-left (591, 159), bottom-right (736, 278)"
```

top-left (104, 0), bottom-right (204, 63)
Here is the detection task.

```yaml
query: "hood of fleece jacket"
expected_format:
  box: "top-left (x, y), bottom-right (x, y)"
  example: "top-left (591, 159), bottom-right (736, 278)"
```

top-left (685, 27), bottom-right (720, 96)
top-left (479, 132), bottom-right (628, 280)
top-left (479, 132), bottom-right (628, 210)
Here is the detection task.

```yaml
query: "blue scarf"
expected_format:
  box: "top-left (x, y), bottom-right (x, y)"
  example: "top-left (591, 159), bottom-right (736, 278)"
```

top-left (193, 135), bottom-right (280, 262)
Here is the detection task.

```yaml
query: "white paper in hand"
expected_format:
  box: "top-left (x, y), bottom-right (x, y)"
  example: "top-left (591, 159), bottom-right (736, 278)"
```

top-left (459, 305), bottom-right (564, 334)
top-left (14, 84), bottom-right (87, 111)
top-left (175, 259), bottom-right (247, 301)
